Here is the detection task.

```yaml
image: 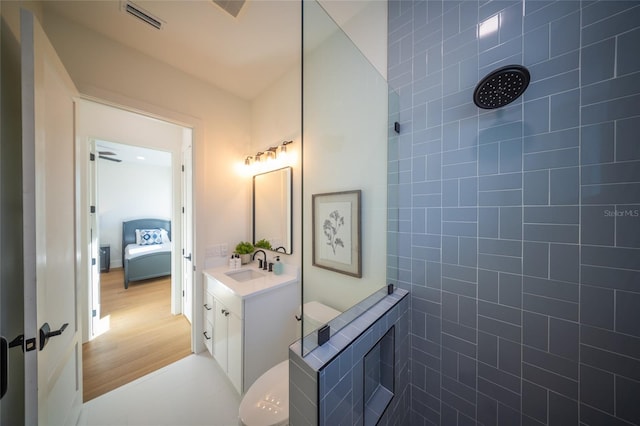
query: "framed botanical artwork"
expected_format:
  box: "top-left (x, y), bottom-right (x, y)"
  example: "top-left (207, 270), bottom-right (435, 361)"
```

top-left (312, 190), bottom-right (362, 278)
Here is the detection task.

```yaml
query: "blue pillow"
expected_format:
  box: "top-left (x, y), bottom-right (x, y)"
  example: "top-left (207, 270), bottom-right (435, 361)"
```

top-left (138, 229), bottom-right (163, 245)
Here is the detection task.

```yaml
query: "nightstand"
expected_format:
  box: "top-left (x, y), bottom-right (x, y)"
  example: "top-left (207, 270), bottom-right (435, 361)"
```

top-left (99, 244), bottom-right (110, 273)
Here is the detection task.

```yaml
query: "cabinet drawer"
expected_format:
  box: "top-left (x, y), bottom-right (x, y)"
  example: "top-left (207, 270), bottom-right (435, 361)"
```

top-left (204, 292), bottom-right (215, 324)
top-left (206, 276), bottom-right (243, 318)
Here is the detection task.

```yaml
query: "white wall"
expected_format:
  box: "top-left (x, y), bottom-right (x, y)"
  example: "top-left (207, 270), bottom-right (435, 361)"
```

top-left (98, 159), bottom-right (172, 268)
top-left (250, 59), bottom-right (302, 270)
top-left (302, 1), bottom-right (388, 312)
top-left (40, 11), bottom-right (252, 353)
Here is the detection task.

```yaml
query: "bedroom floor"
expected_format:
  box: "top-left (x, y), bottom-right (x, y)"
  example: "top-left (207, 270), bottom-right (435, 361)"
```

top-left (83, 269), bottom-right (191, 401)
top-left (78, 352), bottom-right (242, 426)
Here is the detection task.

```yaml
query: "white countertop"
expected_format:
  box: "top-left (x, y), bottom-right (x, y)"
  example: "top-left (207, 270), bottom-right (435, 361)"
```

top-left (203, 261), bottom-right (298, 299)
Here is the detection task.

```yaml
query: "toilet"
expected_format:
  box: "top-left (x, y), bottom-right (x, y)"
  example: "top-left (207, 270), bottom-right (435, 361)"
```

top-left (238, 301), bottom-right (342, 426)
top-left (239, 360), bottom-right (289, 426)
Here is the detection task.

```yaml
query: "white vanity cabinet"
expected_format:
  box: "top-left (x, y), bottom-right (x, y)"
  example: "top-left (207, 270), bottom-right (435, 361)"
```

top-left (203, 266), bottom-right (298, 395)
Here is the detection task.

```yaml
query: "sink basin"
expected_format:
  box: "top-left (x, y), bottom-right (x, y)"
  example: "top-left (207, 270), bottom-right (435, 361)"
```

top-left (224, 269), bottom-right (265, 282)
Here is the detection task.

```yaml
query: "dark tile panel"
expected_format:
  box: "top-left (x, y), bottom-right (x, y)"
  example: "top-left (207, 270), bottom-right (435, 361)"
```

top-left (479, 238), bottom-right (522, 256)
top-left (580, 403), bottom-right (636, 426)
top-left (478, 377), bottom-right (521, 411)
top-left (581, 245), bottom-right (640, 271)
top-left (615, 376), bottom-right (640, 425)
top-left (549, 318), bottom-right (579, 361)
top-left (524, 206), bottom-right (579, 224)
top-left (441, 388), bottom-right (477, 419)
top-left (549, 243), bottom-right (579, 283)
top-left (580, 344), bottom-right (640, 382)
top-left (442, 333), bottom-right (477, 359)
top-left (523, 170), bottom-right (549, 205)
top-left (581, 72), bottom-right (640, 106)
top-left (580, 264), bottom-right (640, 294)
top-left (580, 324), bottom-right (640, 361)
top-left (442, 375), bottom-right (476, 404)
top-left (581, 37), bottom-right (615, 85)
top-left (478, 315), bottom-right (522, 344)
top-left (478, 330), bottom-right (498, 367)
top-left (581, 122), bottom-right (614, 165)
top-left (582, 4), bottom-right (640, 46)
top-left (523, 311), bottom-right (549, 351)
top-left (477, 391), bottom-right (499, 426)
top-left (523, 346), bottom-right (579, 380)
top-left (523, 147), bottom-right (579, 171)
top-left (582, 1), bottom-right (639, 26)
top-left (523, 224), bottom-right (579, 244)
top-left (499, 272), bottom-right (523, 308)
top-left (524, 0), bottom-right (580, 33)
top-left (548, 391), bottom-right (578, 426)
top-left (582, 161), bottom-right (640, 185)
top-left (580, 285), bottom-right (614, 330)
top-left (617, 116), bottom-right (640, 161)
top-left (523, 241), bottom-right (549, 278)
top-left (478, 361), bottom-right (521, 394)
top-left (523, 293), bottom-right (578, 321)
top-left (478, 253), bottom-right (522, 274)
top-left (522, 362), bottom-right (578, 400)
top-left (581, 205), bottom-right (615, 246)
top-left (522, 380), bottom-right (548, 423)
top-left (580, 363), bottom-right (614, 414)
top-left (582, 93), bottom-right (640, 125)
top-left (479, 173), bottom-right (523, 191)
top-left (616, 206), bottom-right (640, 248)
top-left (478, 300), bottom-right (522, 325)
top-left (523, 276), bottom-right (579, 303)
top-left (443, 319), bottom-right (477, 344)
top-left (616, 291), bottom-right (640, 338)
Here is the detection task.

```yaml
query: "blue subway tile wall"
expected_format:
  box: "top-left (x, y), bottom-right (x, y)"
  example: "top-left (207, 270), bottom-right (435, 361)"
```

top-left (388, 1), bottom-right (640, 424)
top-left (289, 289), bottom-right (410, 426)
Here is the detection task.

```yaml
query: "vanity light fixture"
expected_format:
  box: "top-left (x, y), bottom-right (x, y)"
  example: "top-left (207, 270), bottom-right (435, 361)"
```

top-left (243, 141), bottom-right (294, 171)
top-left (266, 147), bottom-right (278, 160)
top-left (280, 140), bottom-right (293, 154)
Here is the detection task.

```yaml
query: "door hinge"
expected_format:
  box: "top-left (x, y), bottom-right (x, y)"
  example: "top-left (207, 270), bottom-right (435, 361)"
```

top-left (92, 309), bottom-right (97, 318)
top-left (181, 165), bottom-right (184, 172)
top-left (92, 258), bottom-right (96, 266)
top-left (90, 205), bottom-right (96, 213)
top-left (182, 290), bottom-right (185, 297)
top-left (182, 207), bottom-right (185, 213)
top-left (90, 152), bottom-right (95, 161)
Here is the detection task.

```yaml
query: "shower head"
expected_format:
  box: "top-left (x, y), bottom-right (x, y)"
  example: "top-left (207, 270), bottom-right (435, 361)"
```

top-left (473, 65), bottom-right (530, 109)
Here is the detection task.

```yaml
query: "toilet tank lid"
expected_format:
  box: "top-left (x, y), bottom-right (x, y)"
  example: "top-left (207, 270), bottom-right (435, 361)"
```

top-left (301, 301), bottom-right (342, 324)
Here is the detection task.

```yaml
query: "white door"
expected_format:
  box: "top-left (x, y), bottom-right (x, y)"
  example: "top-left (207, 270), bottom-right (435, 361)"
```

top-left (21, 9), bottom-right (82, 426)
top-left (88, 140), bottom-right (101, 336)
top-left (181, 139), bottom-right (193, 323)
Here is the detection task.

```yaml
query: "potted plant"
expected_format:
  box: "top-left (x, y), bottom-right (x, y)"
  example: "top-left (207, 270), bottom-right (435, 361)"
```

top-left (254, 239), bottom-right (272, 250)
top-left (235, 241), bottom-right (254, 265)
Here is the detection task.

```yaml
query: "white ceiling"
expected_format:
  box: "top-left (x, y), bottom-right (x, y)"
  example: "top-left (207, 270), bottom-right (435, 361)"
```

top-left (96, 139), bottom-right (172, 166)
top-left (42, 0), bottom-right (301, 100)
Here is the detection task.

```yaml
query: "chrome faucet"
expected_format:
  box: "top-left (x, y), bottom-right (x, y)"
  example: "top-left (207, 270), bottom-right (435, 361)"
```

top-left (252, 249), bottom-right (268, 270)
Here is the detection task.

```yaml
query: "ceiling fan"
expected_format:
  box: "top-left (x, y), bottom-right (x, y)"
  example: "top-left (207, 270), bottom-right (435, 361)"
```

top-left (98, 151), bottom-right (122, 162)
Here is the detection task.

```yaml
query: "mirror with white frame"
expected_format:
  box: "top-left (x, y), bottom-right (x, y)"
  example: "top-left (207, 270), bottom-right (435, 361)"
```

top-left (253, 166), bottom-right (293, 254)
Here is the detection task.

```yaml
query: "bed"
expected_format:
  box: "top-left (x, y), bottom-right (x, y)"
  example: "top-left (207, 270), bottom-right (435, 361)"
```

top-left (122, 218), bottom-right (172, 289)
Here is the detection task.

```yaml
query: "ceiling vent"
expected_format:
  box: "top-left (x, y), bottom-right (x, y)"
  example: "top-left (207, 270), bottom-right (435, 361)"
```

top-left (121, 1), bottom-right (163, 30)
top-left (212, 0), bottom-right (246, 18)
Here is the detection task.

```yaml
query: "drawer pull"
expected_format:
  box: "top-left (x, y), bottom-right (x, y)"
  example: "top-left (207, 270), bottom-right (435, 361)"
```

top-left (204, 304), bottom-right (212, 311)
top-left (203, 331), bottom-right (211, 340)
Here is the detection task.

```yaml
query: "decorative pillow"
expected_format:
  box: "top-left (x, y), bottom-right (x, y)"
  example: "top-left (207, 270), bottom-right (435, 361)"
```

top-left (160, 228), bottom-right (171, 243)
top-left (137, 229), bottom-right (164, 245)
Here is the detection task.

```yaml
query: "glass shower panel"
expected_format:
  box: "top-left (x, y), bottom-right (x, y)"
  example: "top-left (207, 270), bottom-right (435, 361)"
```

top-left (301, 0), bottom-right (396, 355)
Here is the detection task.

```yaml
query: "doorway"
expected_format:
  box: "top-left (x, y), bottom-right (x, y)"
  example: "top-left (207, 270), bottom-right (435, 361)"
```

top-left (77, 99), bottom-right (195, 400)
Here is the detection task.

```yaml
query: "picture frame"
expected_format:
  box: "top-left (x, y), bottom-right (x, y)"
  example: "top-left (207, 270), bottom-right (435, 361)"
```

top-left (312, 190), bottom-right (362, 278)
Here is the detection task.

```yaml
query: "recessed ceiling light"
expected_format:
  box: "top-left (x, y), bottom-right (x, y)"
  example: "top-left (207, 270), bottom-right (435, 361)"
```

top-left (136, 156), bottom-right (146, 160)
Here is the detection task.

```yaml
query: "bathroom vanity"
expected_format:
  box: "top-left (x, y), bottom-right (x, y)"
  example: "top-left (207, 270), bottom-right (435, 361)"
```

top-left (203, 262), bottom-right (299, 394)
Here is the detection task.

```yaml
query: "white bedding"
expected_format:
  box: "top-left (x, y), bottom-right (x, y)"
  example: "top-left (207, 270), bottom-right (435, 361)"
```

top-left (124, 242), bottom-right (172, 260)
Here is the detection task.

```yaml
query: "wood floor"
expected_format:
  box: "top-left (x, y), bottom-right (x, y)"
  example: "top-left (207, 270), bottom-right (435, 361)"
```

top-left (82, 268), bottom-right (191, 402)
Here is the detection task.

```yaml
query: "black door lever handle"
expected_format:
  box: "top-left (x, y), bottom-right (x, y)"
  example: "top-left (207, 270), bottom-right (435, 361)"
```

top-left (39, 322), bottom-right (69, 351)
